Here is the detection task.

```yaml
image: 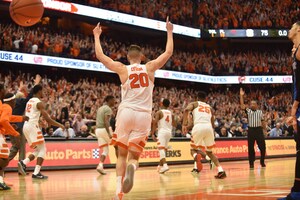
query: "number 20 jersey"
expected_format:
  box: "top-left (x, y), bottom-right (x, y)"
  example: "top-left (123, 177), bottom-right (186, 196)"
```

top-left (192, 101), bottom-right (212, 125)
top-left (118, 64), bottom-right (154, 113)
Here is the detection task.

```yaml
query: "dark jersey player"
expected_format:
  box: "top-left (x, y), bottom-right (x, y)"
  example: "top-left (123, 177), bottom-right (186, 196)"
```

top-left (279, 21), bottom-right (300, 200)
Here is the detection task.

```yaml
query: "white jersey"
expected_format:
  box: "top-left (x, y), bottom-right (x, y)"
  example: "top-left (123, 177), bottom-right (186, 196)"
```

top-left (192, 101), bottom-right (212, 125)
top-left (118, 64), bottom-right (154, 113)
top-left (158, 109), bottom-right (172, 133)
top-left (24, 97), bottom-right (41, 125)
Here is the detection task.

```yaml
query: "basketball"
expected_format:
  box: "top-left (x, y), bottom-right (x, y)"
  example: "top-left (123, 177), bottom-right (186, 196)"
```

top-left (9, 0), bottom-right (44, 27)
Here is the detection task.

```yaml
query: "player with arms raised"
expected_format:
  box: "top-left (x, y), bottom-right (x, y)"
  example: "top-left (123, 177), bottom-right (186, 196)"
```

top-left (182, 92), bottom-right (226, 179)
top-left (93, 17), bottom-right (173, 199)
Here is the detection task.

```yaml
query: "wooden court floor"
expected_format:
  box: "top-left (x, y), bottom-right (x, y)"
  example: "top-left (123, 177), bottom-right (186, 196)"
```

top-left (1, 158), bottom-right (295, 200)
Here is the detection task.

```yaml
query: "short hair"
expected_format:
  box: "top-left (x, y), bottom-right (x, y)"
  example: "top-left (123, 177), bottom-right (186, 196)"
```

top-left (128, 45), bottom-right (141, 53)
top-left (198, 91), bottom-right (206, 100)
top-left (32, 84), bottom-right (43, 95)
top-left (162, 99), bottom-right (170, 107)
top-left (105, 95), bottom-right (114, 102)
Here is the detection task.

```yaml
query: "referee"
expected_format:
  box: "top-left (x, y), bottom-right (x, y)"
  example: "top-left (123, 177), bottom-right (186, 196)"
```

top-left (240, 88), bottom-right (266, 169)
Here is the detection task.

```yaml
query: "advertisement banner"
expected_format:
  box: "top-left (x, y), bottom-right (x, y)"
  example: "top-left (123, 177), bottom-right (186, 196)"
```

top-left (0, 51), bottom-right (293, 84)
top-left (7, 139), bottom-right (296, 169)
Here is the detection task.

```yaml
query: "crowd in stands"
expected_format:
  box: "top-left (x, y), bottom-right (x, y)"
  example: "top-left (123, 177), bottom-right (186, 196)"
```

top-left (0, 23), bottom-right (293, 76)
top-left (1, 71), bottom-right (293, 139)
top-left (67, 0), bottom-right (299, 29)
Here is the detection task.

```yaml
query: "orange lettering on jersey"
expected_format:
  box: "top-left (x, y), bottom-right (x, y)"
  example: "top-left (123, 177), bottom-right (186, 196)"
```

top-left (165, 115), bottom-right (170, 123)
top-left (198, 105), bottom-right (210, 114)
top-left (131, 67), bottom-right (143, 71)
top-left (129, 73), bottom-right (149, 89)
top-left (26, 104), bottom-right (32, 113)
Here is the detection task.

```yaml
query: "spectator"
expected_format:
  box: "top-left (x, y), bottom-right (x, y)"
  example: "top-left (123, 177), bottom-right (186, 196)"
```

top-left (72, 114), bottom-right (86, 135)
top-left (52, 121), bottom-right (76, 138)
top-left (44, 127), bottom-right (54, 137)
top-left (269, 123), bottom-right (283, 137)
top-left (219, 127), bottom-right (232, 138)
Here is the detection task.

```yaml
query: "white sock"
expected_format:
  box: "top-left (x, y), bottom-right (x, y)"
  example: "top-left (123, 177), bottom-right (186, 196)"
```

top-left (116, 176), bottom-right (123, 195)
top-left (33, 165), bottom-right (41, 175)
top-left (217, 166), bottom-right (223, 172)
top-left (0, 176), bottom-right (3, 183)
top-left (131, 163), bottom-right (137, 171)
top-left (205, 155), bottom-right (211, 161)
top-left (23, 158), bottom-right (30, 165)
top-left (194, 161), bottom-right (197, 169)
top-left (163, 163), bottom-right (168, 168)
top-left (98, 163), bottom-right (103, 168)
top-left (193, 153), bottom-right (197, 159)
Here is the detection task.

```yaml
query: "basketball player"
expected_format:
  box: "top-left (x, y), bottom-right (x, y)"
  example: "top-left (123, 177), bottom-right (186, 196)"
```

top-left (93, 17), bottom-right (173, 199)
top-left (0, 93), bottom-right (28, 190)
top-left (95, 95), bottom-right (116, 175)
top-left (151, 98), bottom-right (176, 173)
top-left (18, 85), bottom-right (64, 179)
top-left (279, 21), bottom-right (300, 200)
top-left (182, 92), bottom-right (226, 179)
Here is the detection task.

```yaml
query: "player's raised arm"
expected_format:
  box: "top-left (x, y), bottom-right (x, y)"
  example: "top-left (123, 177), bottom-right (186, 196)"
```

top-left (93, 23), bottom-right (125, 74)
top-left (37, 102), bottom-right (64, 129)
top-left (147, 17), bottom-right (173, 72)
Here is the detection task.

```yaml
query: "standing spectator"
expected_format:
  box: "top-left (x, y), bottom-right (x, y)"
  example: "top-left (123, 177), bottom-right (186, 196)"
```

top-left (72, 114), bottom-right (86, 135)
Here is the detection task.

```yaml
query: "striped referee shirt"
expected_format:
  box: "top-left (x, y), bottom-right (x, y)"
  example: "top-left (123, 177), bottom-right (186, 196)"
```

top-left (245, 108), bottom-right (264, 128)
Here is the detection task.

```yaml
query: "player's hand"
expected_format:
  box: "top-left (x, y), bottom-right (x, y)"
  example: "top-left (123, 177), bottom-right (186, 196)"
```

top-left (34, 74), bottom-right (42, 85)
top-left (19, 80), bottom-right (24, 89)
top-left (60, 125), bottom-right (65, 131)
top-left (182, 125), bottom-right (188, 135)
top-left (12, 124), bottom-right (18, 130)
top-left (240, 88), bottom-right (245, 96)
top-left (292, 44), bottom-right (297, 57)
top-left (93, 23), bottom-right (102, 37)
top-left (22, 115), bottom-right (29, 122)
top-left (166, 16), bottom-right (173, 32)
top-left (151, 134), bottom-right (157, 142)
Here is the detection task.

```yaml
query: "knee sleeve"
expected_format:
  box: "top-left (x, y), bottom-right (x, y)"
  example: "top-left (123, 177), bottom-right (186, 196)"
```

top-left (159, 149), bottom-right (166, 160)
top-left (34, 144), bottom-right (46, 159)
top-left (101, 146), bottom-right (109, 157)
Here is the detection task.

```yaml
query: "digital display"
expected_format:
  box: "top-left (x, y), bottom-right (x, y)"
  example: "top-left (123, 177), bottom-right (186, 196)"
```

top-left (202, 29), bottom-right (288, 38)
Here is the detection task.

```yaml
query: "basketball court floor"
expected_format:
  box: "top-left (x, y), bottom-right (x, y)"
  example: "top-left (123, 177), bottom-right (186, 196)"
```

top-left (2, 158), bottom-right (294, 200)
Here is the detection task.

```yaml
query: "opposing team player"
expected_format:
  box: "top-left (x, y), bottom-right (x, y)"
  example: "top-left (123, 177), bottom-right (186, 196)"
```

top-left (18, 85), bottom-right (64, 179)
top-left (182, 91), bottom-right (226, 179)
top-left (95, 95), bottom-right (116, 175)
top-left (280, 21), bottom-right (300, 200)
top-left (94, 17), bottom-right (173, 199)
top-left (0, 93), bottom-right (28, 190)
top-left (151, 98), bottom-right (176, 174)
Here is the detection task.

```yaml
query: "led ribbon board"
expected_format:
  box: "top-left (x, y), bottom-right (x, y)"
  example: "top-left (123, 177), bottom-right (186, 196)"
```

top-left (0, 50), bottom-right (292, 84)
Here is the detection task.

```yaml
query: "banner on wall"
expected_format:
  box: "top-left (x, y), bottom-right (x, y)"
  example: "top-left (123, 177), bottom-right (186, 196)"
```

top-left (0, 50), bottom-right (293, 84)
top-left (7, 139), bottom-right (296, 169)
